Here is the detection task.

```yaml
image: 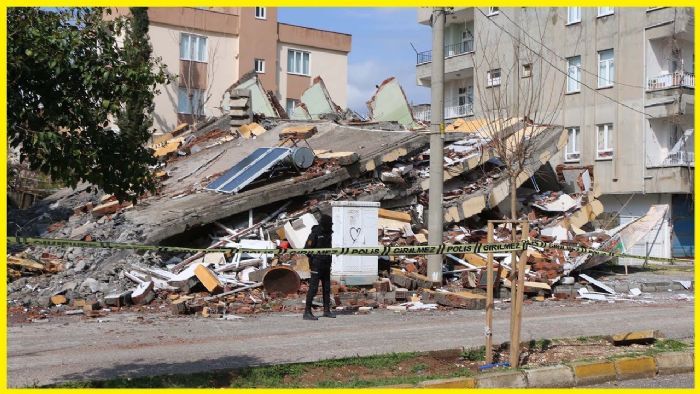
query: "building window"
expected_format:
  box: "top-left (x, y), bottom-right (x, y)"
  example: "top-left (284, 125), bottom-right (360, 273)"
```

top-left (566, 56), bottom-right (581, 93)
top-left (255, 7), bottom-right (266, 19)
top-left (178, 87), bottom-right (205, 116)
top-left (180, 33), bottom-right (207, 62)
top-left (597, 49), bottom-right (614, 88)
top-left (287, 49), bottom-right (310, 76)
top-left (567, 7), bottom-right (581, 24)
top-left (487, 7), bottom-right (499, 16)
top-left (597, 7), bottom-right (614, 17)
top-left (596, 123), bottom-right (614, 159)
top-left (487, 68), bottom-right (501, 87)
top-left (254, 58), bottom-right (265, 73)
top-left (565, 127), bottom-right (581, 162)
top-left (522, 63), bottom-right (532, 78)
top-left (286, 99), bottom-right (298, 115)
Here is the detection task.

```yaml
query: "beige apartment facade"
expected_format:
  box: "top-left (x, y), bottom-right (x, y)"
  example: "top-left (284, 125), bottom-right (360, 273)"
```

top-left (416, 7), bottom-right (694, 259)
top-left (110, 7), bottom-right (351, 132)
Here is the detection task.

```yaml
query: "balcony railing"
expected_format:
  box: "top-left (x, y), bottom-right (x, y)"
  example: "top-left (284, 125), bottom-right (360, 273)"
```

top-left (646, 71), bottom-right (695, 90)
top-left (413, 103), bottom-right (474, 122)
top-left (416, 40), bottom-right (474, 65)
top-left (661, 150), bottom-right (694, 167)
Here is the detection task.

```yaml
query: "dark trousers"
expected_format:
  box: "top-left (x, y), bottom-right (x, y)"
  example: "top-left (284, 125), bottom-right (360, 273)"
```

top-left (305, 264), bottom-right (331, 311)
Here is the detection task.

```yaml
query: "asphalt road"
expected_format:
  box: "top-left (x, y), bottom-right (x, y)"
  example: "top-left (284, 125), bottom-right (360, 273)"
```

top-left (7, 300), bottom-right (694, 387)
top-left (584, 373), bottom-right (694, 388)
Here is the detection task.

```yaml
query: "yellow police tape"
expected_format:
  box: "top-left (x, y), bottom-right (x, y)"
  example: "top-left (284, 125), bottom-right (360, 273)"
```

top-left (6, 236), bottom-right (693, 264)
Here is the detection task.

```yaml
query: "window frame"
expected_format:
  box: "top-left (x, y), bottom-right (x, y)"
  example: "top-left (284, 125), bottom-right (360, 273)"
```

top-left (177, 86), bottom-right (205, 116)
top-left (254, 58), bottom-right (265, 74)
top-left (179, 32), bottom-right (208, 63)
top-left (286, 98), bottom-right (299, 115)
top-left (597, 49), bottom-right (614, 88)
top-left (566, 55), bottom-right (581, 93)
top-left (567, 7), bottom-right (581, 25)
top-left (522, 63), bottom-right (532, 78)
top-left (255, 7), bottom-right (267, 20)
top-left (487, 7), bottom-right (500, 16)
top-left (487, 68), bottom-right (501, 87)
top-left (596, 123), bottom-right (614, 160)
top-left (565, 127), bottom-right (581, 162)
top-left (287, 49), bottom-right (311, 76)
top-left (597, 7), bottom-right (614, 17)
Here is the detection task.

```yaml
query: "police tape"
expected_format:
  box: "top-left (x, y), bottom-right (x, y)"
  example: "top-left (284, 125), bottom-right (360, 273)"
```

top-left (6, 236), bottom-right (526, 256)
top-left (5, 236), bottom-right (694, 263)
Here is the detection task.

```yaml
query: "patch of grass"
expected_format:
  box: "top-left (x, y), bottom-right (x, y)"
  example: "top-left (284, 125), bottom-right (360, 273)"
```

top-left (313, 352), bottom-right (418, 369)
top-left (652, 339), bottom-right (688, 352)
top-left (461, 346), bottom-right (486, 361)
top-left (411, 363), bottom-right (428, 374)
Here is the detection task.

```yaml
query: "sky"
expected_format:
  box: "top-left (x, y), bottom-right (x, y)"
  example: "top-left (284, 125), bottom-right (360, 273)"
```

top-left (278, 7), bottom-right (431, 115)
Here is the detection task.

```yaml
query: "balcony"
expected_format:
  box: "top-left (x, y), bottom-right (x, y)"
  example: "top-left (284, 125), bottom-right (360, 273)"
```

top-left (660, 150), bottom-right (694, 167)
top-left (646, 71), bottom-right (695, 91)
top-left (648, 129), bottom-right (694, 168)
top-left (416, 40), bottom-right (474, 65)
top-left (413, 103), bottom-right (474, 123)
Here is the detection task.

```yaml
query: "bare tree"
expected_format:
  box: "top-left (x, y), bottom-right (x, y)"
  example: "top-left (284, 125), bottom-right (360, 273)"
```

top-left (168, 8), bottom-right (223, 129)
top-left (471, 7), bottom-right (565, 221)
top-left (469, 7), bottom-right (567, 367)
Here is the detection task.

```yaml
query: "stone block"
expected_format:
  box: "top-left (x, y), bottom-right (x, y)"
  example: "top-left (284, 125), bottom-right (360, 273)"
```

top-left (654, 351), bottom-right (694, 375)
top-left (524, 365), bottom-right (575, 388)
top-left (418, 377), bottom-right (477, 388)
top-left (476, 370), bottom-right (527, 388)
top-left (571, 360), bottom-right (616, 385)
top-left (614, 356), bottom-right (657, 379)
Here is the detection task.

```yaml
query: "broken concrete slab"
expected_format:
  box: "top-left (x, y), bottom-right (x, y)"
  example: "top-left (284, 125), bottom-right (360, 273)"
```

top-left (131, 281), bottom-right (155, 305)
top-left (579, 273), bottom-right (616, 295)
top-left (279, 125), bottom-right (318, 140)
top-left (290, 76), bottom-right (343, 120)
top-left (194, 264), bottom-right (224, 294)
top-left (104, 291), bottom-right (133, 307)
top-left (367, 77), bottom-right (423, 130)
top-left (223, 73), bottom-right (277, 118)
top-left (238, 123), bottom-right (267, 139)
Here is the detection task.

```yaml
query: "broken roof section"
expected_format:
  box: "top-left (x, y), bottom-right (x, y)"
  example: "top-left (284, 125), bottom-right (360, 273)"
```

top-left (222, 72), bottom-right (278, 118)
top-left (290, 76), bottom-right (344, 121)
top-left (367, 77), bottom-right (424, 130)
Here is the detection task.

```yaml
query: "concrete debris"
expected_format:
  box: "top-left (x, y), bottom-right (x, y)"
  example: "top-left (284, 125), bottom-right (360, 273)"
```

top-left (290, 76), bottom-right (344, 121)
top-left (367, 77), bottom-right (423, 130)
top-left (9, 102), bottom-right (687, 323)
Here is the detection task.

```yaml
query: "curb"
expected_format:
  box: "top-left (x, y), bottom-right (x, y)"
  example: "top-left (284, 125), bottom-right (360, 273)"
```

top-left (408, 351), bottom-right (693, 388)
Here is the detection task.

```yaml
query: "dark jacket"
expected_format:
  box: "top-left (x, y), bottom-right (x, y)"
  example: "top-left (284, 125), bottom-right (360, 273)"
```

top-left (306, 224), bottom-right (332, 267)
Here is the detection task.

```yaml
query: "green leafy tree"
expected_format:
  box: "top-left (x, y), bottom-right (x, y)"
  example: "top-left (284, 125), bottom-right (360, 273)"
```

top-left (7, 7), bottom-right (170, 203)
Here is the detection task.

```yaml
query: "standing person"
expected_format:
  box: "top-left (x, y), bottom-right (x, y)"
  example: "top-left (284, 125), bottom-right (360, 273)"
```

top-left (303, 214), bottom-right (336, 320)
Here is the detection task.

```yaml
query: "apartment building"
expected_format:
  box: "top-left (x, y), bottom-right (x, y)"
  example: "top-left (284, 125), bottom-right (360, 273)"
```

top-left (416, 7), bottom-right (694, 259)
top-left (109, 7), bottom-right (351, 132)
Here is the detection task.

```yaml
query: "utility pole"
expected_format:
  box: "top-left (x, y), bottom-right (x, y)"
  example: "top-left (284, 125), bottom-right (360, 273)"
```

top-left (427, 7), bottom-right (445, 284)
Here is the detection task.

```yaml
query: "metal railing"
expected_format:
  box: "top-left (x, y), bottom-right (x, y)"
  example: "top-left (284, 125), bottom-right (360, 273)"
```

top-left (646, 71), bottom-right (695, 90)
top-left (413, 103), bottom-right (474, 122)
top-left (660, 150), bottom-right (694, 167)
top-left (416, 39), bottom-right (474, 65)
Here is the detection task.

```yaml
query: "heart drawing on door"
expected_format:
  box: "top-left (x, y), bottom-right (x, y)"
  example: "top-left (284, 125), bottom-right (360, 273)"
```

top-left (349, 227), bottom-right (362, 244)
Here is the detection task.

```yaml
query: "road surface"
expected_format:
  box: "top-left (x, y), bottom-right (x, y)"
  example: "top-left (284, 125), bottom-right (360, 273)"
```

top-left (585, 373), bottom-right (694, 388)
top-left (7, 300), bottom-right (694, 387)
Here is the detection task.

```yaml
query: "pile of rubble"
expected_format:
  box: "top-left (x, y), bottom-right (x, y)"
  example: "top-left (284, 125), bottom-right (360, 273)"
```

top-left (8, 73), bottom-right (675, 321)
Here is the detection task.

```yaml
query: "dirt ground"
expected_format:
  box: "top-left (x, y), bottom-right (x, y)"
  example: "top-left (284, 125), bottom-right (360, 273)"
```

top-left (230, 338), bottom-right (673, 387)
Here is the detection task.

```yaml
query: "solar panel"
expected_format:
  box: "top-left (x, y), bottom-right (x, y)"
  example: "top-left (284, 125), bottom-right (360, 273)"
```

top-left (206, 147), bottom-right (291, 194)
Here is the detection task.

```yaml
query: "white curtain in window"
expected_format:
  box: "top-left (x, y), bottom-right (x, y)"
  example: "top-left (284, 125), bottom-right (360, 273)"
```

top-left (598, 50), bottom-right (614, 87)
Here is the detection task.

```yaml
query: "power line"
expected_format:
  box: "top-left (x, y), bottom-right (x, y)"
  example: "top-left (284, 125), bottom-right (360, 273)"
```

top-left (475, 7), bottom-right (655, 119)
top-left (498, 9), bottom-right (648, 90)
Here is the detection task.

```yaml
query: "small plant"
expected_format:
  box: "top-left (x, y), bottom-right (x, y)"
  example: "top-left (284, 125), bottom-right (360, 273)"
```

top-left (653, 339), bottom-right (688, 352)
top-left (461, 346), bottom-right (486, 361)
top-left (411, 363), bottom-right (428, 373)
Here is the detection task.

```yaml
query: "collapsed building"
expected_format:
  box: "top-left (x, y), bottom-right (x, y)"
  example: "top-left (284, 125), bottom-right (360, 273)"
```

top-left (7, 74), bottom-right (673, 318)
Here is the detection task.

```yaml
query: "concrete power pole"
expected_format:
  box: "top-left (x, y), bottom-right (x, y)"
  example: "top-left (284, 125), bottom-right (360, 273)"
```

top-left (427, 7), bottom-right (445, 284)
